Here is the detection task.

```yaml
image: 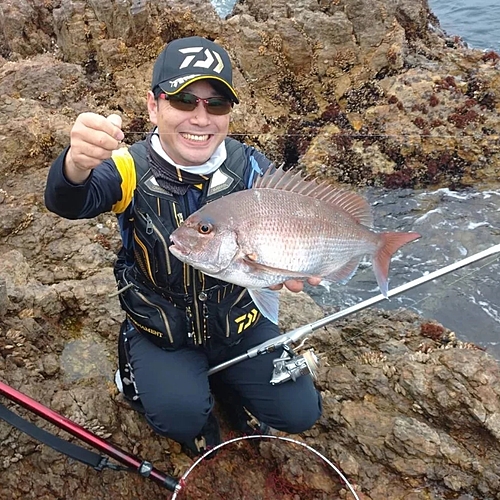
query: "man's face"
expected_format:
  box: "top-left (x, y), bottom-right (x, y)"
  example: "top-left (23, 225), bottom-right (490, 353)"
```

top-left (147, 80), bottom-right (231, 166)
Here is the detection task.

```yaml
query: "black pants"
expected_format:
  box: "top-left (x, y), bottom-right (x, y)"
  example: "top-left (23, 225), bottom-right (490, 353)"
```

top-left (119, 319), bottom-right (322, 443)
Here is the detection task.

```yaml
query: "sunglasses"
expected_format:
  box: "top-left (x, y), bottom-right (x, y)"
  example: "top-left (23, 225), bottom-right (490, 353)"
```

top-left (158, 92), bottom-right (233, 115)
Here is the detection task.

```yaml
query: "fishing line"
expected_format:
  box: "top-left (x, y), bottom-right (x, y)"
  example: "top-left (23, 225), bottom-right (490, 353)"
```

top-left (119, 131), bottom-right (500, 141)
top-left (171, 434), bottom-right (361, 500)
top-left (411, 253), bottom-right (500, 306)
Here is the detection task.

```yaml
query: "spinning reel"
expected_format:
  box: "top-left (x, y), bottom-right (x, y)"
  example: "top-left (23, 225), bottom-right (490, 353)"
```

top-left (270, 343), bottom-right (319, 385)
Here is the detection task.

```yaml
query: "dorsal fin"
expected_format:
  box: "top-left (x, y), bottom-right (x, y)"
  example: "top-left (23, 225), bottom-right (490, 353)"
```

top-left (254, 165), bottom-right (373, 227)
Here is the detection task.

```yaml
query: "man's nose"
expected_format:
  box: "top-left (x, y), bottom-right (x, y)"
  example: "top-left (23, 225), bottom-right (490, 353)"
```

top-left (190, 100), bottom-right (211, 125)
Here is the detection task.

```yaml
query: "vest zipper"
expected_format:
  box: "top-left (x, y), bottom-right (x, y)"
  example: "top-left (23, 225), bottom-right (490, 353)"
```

top-left (173, 201), bottom-right (202, 344)
top-left (173, 203), bottom-right (184, 227)
top-left (191, 268), bottom-right (204, 345)
top-left (144, 213), bottom-right (154, 234)
top-left (138, 211), bottom-right (172, 276)
top-left (134, 288), bottom-right (174, 344)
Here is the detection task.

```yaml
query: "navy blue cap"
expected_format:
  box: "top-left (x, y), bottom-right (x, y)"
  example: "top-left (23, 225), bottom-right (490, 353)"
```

top-left (151, 36), bottom-right (239, 103)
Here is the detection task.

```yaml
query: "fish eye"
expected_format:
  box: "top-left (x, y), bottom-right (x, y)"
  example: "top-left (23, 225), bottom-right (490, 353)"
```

top-left (198, 222), bottom-right (213, 235)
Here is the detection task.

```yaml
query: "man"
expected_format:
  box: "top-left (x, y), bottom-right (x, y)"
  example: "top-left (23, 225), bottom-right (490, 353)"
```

top-left (45, 36), bottom-right (322, 456)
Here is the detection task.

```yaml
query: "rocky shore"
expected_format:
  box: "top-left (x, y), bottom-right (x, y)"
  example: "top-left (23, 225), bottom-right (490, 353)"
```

top-left (0, 0), bottom-right (499, 498)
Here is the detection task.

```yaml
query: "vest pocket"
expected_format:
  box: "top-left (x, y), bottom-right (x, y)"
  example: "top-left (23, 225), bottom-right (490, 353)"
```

top-left (208, 289), bottom-right (262, 345)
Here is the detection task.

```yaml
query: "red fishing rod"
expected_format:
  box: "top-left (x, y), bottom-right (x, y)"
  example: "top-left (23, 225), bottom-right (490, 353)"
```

top-left (0, 379), bottom-right (179, 493)
top-left (2, 244), bottom-right (499, 495)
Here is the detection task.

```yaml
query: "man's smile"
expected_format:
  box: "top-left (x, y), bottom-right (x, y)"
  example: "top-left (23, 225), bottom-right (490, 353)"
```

top-left (181, 133), bottom-right (211, 142)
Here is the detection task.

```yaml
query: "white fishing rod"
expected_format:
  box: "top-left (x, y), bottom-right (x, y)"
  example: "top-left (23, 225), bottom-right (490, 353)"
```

top-left (208, 243), bottom-right (500, 383)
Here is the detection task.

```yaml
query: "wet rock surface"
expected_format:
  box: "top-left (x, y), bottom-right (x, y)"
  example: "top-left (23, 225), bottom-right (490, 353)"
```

top-left (0, 0), bottom-right (499, 498)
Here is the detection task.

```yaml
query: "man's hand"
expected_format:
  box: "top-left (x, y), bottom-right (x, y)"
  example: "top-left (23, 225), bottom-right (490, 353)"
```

top-left (64, 113), bottom-right (124, 184)
top-left (269, 277), bottom-right (322, 293)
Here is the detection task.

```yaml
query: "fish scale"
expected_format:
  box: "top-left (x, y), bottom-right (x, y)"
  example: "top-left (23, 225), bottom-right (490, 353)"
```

top-left (243, 190), bottom-right (375, 274)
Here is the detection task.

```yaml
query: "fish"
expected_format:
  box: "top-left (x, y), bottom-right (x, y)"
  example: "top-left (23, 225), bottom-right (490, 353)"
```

top-left (169, 166), bottom-right (421, 324)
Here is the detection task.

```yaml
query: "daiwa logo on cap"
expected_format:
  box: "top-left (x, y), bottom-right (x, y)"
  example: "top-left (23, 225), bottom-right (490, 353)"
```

top-left (178, 47), bottom-right (225, 73)
top-left (169, 74), bottom-right (201, 89)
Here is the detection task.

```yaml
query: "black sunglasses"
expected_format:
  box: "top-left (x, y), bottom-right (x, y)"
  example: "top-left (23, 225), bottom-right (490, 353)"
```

top-left (158, 92), bottom-right (233, 115)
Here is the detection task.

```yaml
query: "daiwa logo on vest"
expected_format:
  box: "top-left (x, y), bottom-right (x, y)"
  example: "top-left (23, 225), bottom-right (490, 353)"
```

top-left (234, 309), bottom-right (259, 334)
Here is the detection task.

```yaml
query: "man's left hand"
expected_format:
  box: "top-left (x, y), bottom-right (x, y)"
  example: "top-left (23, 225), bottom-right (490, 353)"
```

top-left (268, 277), bottom-right (322, 293)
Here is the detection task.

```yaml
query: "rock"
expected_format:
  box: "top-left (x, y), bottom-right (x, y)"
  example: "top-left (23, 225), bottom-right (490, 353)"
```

top-left (0, 278), bottom-right (7, 317)
top-left (0, 0), bottom-right (499, 498)
top-left (0, 0), bottom-right (499, 189)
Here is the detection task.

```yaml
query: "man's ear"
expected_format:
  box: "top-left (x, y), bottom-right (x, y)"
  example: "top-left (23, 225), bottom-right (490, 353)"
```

top-left (147, 91), bottom-right (158, 125)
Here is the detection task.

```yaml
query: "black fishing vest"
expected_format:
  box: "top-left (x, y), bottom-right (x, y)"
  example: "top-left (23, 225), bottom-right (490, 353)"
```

top-left (114, 138), bottom-right (267, 349)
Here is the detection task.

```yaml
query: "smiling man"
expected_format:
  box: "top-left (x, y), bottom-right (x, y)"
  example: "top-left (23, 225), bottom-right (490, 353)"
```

top-left (44, 36), bottom-right (322, 457)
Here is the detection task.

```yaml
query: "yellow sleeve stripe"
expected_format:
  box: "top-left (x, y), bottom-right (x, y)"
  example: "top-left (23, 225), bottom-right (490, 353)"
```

top-left (111, 147), bottom-right (136, 214)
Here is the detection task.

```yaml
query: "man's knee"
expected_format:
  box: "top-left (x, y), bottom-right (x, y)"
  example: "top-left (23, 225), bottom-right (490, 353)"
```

top-left (264, 384), bottom-right (323, 434)
top-left (143, 396), bottom-right (211, 443)
top-left (275, 398), bottom-right (322, 434)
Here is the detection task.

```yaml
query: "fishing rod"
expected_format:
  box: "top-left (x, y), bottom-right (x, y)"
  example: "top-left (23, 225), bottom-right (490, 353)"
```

top-left (1, 244), bottom-right (498, 495)
top-left (208, 243), bottom-right (500, 383)
top-left (0, 380), bottom-right (179, 492)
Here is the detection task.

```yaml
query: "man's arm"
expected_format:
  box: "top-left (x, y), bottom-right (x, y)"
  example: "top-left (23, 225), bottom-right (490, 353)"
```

top-left (44, 113), bottom-right (125, 219)
top-left (44, 149), bottom-right (124, 219)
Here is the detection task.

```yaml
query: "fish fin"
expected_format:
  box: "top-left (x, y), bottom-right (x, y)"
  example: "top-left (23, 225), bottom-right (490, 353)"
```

top-left (253, 163), bottom-right (286, 188)
top-left (373, 232), bottom-right (421, 296)
top-left (324, 257), bottom-right (361, 284)
top-left (248, 288), bottom-right (280, 325)
top-left (246, 252), bottom-right (259, 262)
top-left (242, 256), bottom-right (316, 279)
top-left (253, 165), bottom-right (373, 226)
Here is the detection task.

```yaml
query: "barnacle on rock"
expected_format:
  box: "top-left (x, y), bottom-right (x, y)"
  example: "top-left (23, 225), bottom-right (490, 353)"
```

top-left (10, 213), bottom-right (34, 236)
top-left (358, 351), bottom-right (387, 366)
top-left (441, 331), bottom-right (457, 344)
top-left (382, 364), bottom-right (397, 377)
top-left (417, 342), bottom-right (435, 354)
top-left (412, 403), bottom-right (424, 414)
top-left (393, 381), bottom-right (407, 396)
top-left (409, 351), bottom-right (432, 363)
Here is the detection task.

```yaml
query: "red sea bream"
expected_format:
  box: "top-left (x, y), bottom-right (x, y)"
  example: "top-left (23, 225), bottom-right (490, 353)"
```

top-left (169, 167), bottom-right (420, 324)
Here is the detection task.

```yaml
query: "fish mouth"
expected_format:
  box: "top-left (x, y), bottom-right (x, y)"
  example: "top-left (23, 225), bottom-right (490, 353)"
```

top-left (169, 235), bottom-right (189, 257)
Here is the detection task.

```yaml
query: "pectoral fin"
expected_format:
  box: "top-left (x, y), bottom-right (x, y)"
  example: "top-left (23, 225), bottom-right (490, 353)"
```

top-left (324, 257), bottom-right (361, 284)
top-left (243, 255), bottom-right (316, 279)
top-left (248, 288), bottom-right (280, 325)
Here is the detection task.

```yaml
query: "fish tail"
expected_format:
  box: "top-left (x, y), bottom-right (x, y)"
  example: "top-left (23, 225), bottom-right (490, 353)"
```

top-left (373, 232), bottom-right (421, 296)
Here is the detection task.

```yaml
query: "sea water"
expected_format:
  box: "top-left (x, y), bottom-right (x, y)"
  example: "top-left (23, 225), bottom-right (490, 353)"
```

top-left (427, 0), bottom-right (500, 53)
top-left (305, 188), bottom-right (500, 358)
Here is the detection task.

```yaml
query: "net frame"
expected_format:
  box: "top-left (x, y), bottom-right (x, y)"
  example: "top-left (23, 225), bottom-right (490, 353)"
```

top-left (172, 434), bottom-right (360, 500)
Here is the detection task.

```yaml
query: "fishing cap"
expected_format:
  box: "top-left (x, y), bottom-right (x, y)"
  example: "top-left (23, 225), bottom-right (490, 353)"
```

top-left (151, 36), bottom-right (239, 103)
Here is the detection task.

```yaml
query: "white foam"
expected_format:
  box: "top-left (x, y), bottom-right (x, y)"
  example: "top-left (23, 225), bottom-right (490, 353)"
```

top-left (413, 208), bottom-right (443, 224)
top-left (467, 221), bottom-right (490, 230)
